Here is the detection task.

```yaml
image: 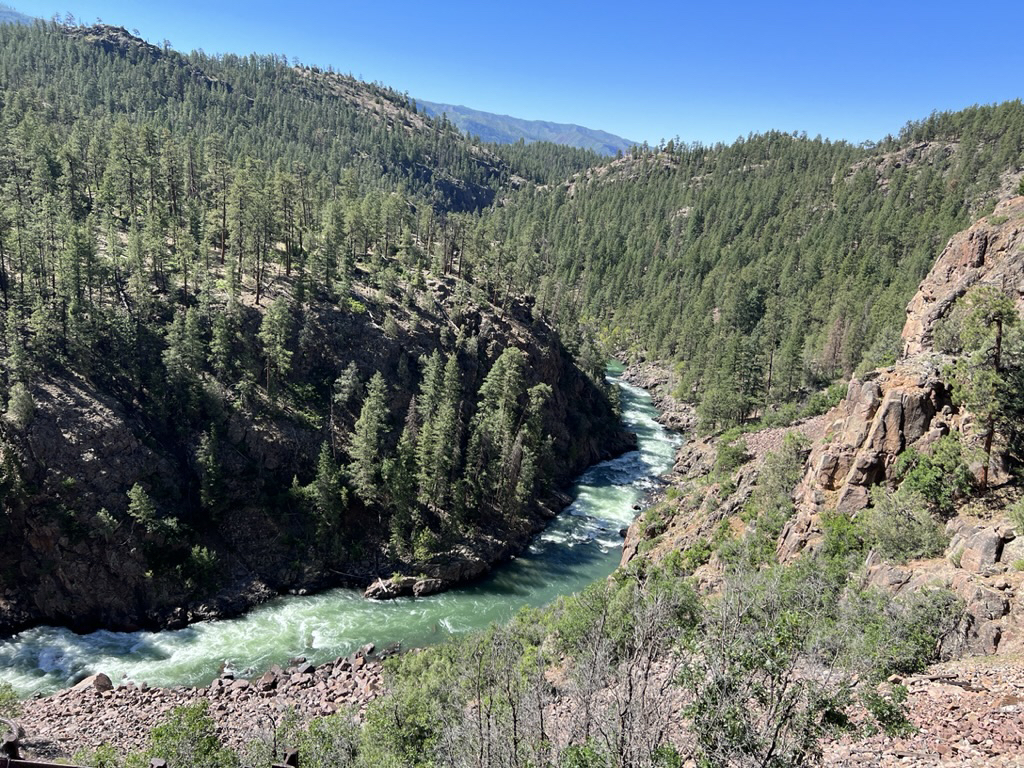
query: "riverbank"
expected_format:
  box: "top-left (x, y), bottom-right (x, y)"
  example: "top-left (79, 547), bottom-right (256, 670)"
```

top-left (14, 648), bottom-right (1024, 765)
top-left (18, 648), bottom-right (386, 759)
top-left (620, 361), bottom-right (696, 432)
top-left (0, 378), bottom-right (676, 699)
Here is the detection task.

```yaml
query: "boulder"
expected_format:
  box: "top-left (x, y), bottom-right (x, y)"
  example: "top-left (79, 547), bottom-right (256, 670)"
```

top-left (257, 670), bottom-right (278, 691)
top-left (864, 562), bottom-right (912, 593)
top-left (412, 578), bottom-right (443, 597)
top-left (964, 586), bottom-right (1010, 622)
top-left (836, 484), bottom-right (870, 517)
top-left (1000, 536), bottom-right (1024, 566)
top-left (972, 621), bottom-right (1003, 655)
top-left (72, 673), bottom-right (113, 693)
top-left (960, 529), bottom-right (1004, 573)
top-left (363, 576), bottom-right (416, 600)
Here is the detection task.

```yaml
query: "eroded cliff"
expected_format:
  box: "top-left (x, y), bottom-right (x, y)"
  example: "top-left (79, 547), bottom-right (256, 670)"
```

top-left (0, 276), bottom-right (630, 633)
top-left (625, 194), bottom-right (1024, 656)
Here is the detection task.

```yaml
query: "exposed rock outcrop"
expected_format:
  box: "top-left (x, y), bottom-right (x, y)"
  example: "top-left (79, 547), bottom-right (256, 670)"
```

top-left (778, 196), bottom-right (1024, 563)
top-left (902, 195), bottom-right (1024, 358)
top-left (623, 195), bottom-right (1024, 661)
top-left (777, 360), bottom-right (958, 561)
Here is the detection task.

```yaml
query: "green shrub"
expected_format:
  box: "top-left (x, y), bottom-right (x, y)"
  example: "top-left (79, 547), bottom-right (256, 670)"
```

top-left (412, 528), bottom-right (440, 562)
top-left (0, 680), bottom-right (20, 718)
top-left (683, 563), bottom-right (854, 768)
top-left (73, 745), bottom-right (123, 768)
top-left (128, 701), bottom-right (238, 768)
top-left (861, 488), bottom-right (948, 563)
top-left (932, 313), bottom-right (961, 353)
top-left (1009, 499), bottom-right (1024, 533)
top-left (839, 587), bottom-right (963, 680)
top-left (554, 562), bottom-right (700, 663)
top-left (558, 743), bottom-right (610, 768)
top-left (638, 503), bottom-right (670, 538)
top-left (758, 401), bottom-right (801, 428)
top-left (860, 685), bottom-right (915, 737)
top-left (4, 381), bottom-right (34, 430)
top-left (801, 380), bottom-right (847, 419)
top-left (679, 539), bottom-right (712, 572)
top-left (950, 546), bottom-right (964, 568)
top-left (724, 433), bottom-right (809, 568)
top-left (179, 545), bottom-right (218, 592)
top-left (821, 510), bottom-right (865, 563)
top-left (295, 713), bottom-right (361, 768)
top-left (713, 435), bottom-right (749, 478)
top-left (893, 435), bottom-right (973, 519)
top-left (711, 518), bottom-right (733, 550)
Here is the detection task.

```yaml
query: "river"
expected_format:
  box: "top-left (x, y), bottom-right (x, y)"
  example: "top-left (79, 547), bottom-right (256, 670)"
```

top-left (0, 368), bottom-right (680, 697)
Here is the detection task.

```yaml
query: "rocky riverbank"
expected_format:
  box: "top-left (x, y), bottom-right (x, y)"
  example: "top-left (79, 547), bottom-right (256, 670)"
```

top-left (620, 361), bottom-right (696, 433)
top-left (17, 647), bottom-right (386, 759)
top-left (13, 649), bottom-right (1024, 766)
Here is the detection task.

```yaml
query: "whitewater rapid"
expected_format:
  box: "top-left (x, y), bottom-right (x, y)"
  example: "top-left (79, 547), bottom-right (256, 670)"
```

top-left (0, 372), bottom-right (680, 696)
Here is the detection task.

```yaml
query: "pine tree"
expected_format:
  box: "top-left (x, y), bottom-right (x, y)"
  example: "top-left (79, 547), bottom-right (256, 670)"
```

top-left (310, 441), bottom-right (346, 537)
top-left (257, 297), bottom-right (293, 396)
top-left (384, 396), bottom-right (421, 553)
top-left (348, 371), bottom-right (389, 504)
top-left (947, 284), bottom-right (1021, 490)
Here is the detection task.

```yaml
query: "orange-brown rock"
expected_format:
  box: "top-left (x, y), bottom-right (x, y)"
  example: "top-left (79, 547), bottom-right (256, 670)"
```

top-left (780, 196), bottom-right (1024, 563)
top-left (777, 360), bottom-right (957, 561)
top-left (902, 195), bottom-right (1024, 358)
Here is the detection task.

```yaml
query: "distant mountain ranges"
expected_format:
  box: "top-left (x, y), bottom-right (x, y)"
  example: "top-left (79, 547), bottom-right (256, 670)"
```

top-left (0, 3), bottom-right (32, 24)
top-left (416, 99), bottom-right (636, 156)
top-left (0, 3), bottom-right (636, 155)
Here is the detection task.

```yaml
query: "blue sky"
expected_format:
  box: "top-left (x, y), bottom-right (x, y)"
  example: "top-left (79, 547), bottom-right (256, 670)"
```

top-left (10, 0), bottom-right (1024, 147)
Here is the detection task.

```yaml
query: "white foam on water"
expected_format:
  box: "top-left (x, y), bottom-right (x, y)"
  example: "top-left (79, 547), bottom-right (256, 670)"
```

top-left (0, 372), bottom-right (683, 697)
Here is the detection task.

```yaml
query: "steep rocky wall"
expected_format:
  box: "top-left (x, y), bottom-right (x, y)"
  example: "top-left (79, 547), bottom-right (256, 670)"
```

top-left (903, 195), bottom-right (1024, 358)
top-left (773, 197), bottom-right (1024, 656)
top-left (779, 196), bottom-right (1024, 562)
top-left (0, 280), bottom-right (628, 633)
top-left (620, 196), bottom-right (1024, 658)
top-left (776, 360), bottom-right (958, 560)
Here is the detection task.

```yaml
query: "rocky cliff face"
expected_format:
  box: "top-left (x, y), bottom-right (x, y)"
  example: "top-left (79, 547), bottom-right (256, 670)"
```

top-left (0, 278), bottom-right (629, 633)
top-left (779, 196), bottom-right (1024, 561)
top-left (776, 360), bottom-right (958, 561)
top-left (902, 195), bottom-right (1024, 358)
top-left (625, 195), bottom-right (1024, 657)
top-left (773, 197), bottom-right (1024, 656)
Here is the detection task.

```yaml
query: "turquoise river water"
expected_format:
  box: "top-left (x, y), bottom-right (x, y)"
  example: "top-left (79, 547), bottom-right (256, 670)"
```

top-left (0, 370), bottom-right (680, 697)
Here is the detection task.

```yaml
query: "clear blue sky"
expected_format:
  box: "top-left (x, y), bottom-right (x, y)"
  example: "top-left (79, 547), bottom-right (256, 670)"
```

top-left (10, 0), bottom-right (1024, 147)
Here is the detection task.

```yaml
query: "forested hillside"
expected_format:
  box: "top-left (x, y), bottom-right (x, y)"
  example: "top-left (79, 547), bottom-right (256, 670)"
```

top-left (461, 107), bottom-right (1024, 429)
top-left (2, 17), bottom-right (1024, 631)
top-left (5, 11), bottom-right (1024, 768)
top-left (0, 20), bottom-right (628, 631)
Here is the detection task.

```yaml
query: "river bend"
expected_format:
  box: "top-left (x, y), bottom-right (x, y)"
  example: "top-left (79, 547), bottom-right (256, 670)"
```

top-left (0, 370), bottom-right (680, 696)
